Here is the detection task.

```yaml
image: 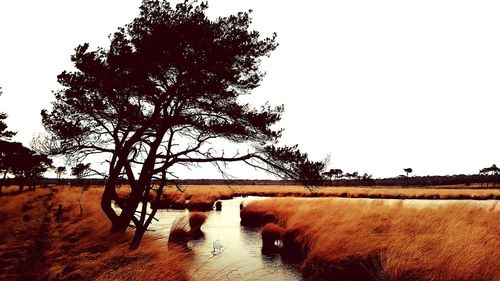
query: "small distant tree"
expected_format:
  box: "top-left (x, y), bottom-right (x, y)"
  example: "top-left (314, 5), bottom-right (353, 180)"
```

top-left (491, 165), bottom-right (500, 187)
top-left (479, 167), bottom-right (487, 187)
top-left (402, 168), bottom-right (413, 187)
top-left (55, 166), bottom-right (66, 181)
top-left (71, 163), bottom-right (93, 190)
top-left (342, 172), bottom-right (359, 185)
top-left (322, 169), bottom-right (333, 179)
top-left (404, 168), bottom-right (413, 177)
top-left (322, 168), bottom-right (343, 185)
top-left (361, 173), bottom-right (373, 185)
top-left (480, 164), bottom-right (500, 188)
top-left (332, 169), bottom-right (343, 180)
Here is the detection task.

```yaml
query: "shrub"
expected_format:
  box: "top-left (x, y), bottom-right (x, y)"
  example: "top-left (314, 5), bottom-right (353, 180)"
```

top-left (261, 223), bottom-right (283, 249)
top-left (189, 212), bottom-right (207, 233)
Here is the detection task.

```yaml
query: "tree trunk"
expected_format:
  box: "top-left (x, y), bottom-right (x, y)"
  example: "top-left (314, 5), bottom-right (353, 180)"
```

top-left (101, 155), bottom-right (137, 234)
top-left (129, 226), bottom-right (146, 250)
top-left (103, 139), bottom-right (163, 246)
top-left (29, 179), bottom-right (36, 192)
top-left (101, 169), bottom-right (121, 231)
top-left (107, 187), bottom-right (142, 234)
top-left (0, 171), bottom-right (7, 194)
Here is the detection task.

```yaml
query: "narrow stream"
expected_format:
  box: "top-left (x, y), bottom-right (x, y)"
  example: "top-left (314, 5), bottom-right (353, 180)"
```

top-left (150, 196), bottom-right (301, 280)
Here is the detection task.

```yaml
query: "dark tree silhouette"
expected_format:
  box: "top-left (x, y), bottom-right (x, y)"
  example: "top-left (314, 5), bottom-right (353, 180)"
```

top-left (342, 171), bottom-right (359, 183)
top-left (490, 164), bottom-right (500, 187)
top-left (10, 149), bottom-right (52, 192)
top-left (402, 168), bottom-right (413, 187)
top-left (333, 169), bottom-right (343, 179)
top-left (0, 141), bottom-right (26, 193)
top-left (0, 87), bottom-right (20, 193)
top-left (0, 88), bottom-right (16, 141)
top-left (479, 167), bottom-right (488, 188)
top-left (361, 173), bottom-right (372, 182)
top-left (0, 89), bottom-right (52, 192)
top-left (404, 168), bottom-right (413, 177)
top-left (479, 164), bottom-right (499, 188)
top-left (322, 168), bottom-right (343, 185)
top-left (322, 170), bottom-right (332, 178)
top-left (71, 163), bottom-right (93, 190)
top-left (55, 166), bottom-right (66, 183)
top-left (41, 1), bottom-right (326, 249)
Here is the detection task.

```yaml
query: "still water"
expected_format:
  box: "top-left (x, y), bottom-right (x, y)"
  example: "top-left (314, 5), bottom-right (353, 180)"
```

top-left (150, 196), bottom-right (301, 281)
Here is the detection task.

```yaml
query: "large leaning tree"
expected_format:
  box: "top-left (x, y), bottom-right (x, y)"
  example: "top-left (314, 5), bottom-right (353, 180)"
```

top-left (41, 0), bottom-right (326, 249)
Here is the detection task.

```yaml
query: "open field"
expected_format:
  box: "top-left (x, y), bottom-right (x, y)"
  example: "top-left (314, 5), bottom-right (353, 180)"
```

top-left (2, 184), bottom-right (500, 200)
top-left (0, 188), bottom-right (192, 281)
top-left (241, 198), bottom-right (500, 280)
top-left (0, 185), bottom-right (499, 280)
top-left (157, 184), bottom-right (500, 202)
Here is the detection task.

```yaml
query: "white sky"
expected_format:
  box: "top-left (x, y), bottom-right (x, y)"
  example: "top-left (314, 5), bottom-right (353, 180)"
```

top-left (1, 0), bottom-right (500, 178)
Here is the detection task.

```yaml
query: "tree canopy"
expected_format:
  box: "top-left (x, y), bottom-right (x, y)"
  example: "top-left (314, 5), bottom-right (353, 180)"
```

top-left (0, 87), bottom-right (16, 140)
top-left (55, 166), bottom-right (66, 179)
top-left (0, 139), bottom-right (52, 192)
top-left (1, 87), bottom-right (52, 193)
top-left (11, 150), bottom-right (52, 191)
top-left (41, 0), bottom-right (326, 248)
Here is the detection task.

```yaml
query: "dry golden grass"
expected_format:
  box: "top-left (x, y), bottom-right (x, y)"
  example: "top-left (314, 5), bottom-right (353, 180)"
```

top-left (242, 198), bottom-right (500, 280)
top-left (0, 187), bottom-right (193, 280)
top-left (0, 187), bottom-right (45, 217)
top-left (46, 188), bottom-right (193, 281)
top-left (0, 188), bottom-right (50, 280)
top-left (156, 184), bottom-right (500, 201)
top-left (1, 184), bottom-right (498, 280)
top-left (113, 184), bottom-right (500, 203)
top-left (0, 185), bottom-right (23, 194)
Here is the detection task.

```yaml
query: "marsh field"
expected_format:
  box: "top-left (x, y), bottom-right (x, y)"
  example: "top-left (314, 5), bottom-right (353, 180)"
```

top-left (0, 184), bottom-right (498, 281)
top-left (3, 0), bottom-right (500, 280)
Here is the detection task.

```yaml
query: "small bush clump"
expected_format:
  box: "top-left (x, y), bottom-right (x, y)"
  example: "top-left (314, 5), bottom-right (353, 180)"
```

top-left (261, 223), bottom-right (283, 249)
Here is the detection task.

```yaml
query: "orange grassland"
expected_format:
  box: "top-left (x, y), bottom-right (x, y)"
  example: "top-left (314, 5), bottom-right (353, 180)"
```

top-left (1, 184), bottom-right (499, 280)
top-left (0, 188), bottom-right (192, 281)
top-left (241, 198), bottom-right (500, 280)
top-left (155, 184), bottom-right (500, 202)
top-left (3, 183), bottom-right (500, 200)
